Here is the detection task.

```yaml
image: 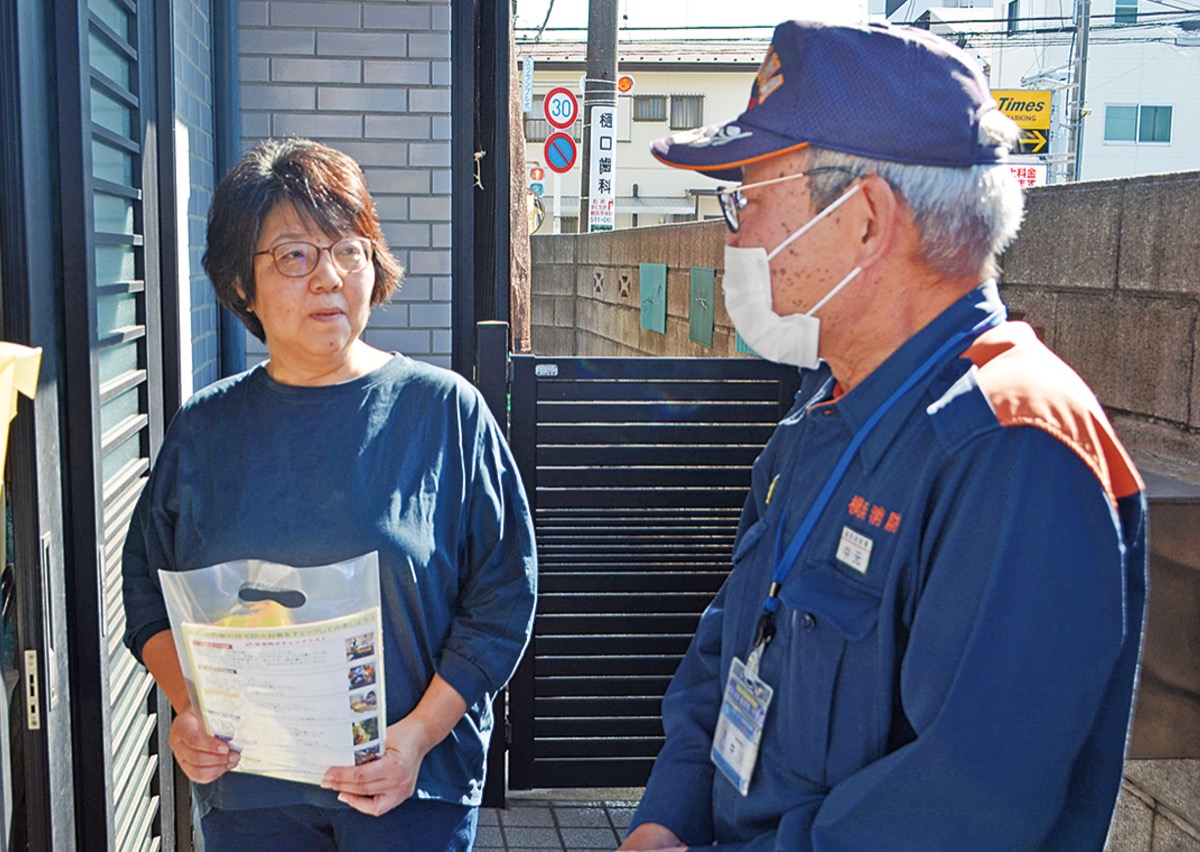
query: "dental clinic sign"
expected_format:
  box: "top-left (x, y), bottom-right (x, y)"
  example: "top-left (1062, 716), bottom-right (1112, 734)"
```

top-left (587, 104), bottom-right (616, 232)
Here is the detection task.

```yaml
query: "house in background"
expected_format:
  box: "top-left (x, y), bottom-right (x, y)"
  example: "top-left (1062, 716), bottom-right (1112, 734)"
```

top-left (518, 0), bottom-right (1200, 235)
top-left (519, 39), bottom-right (767, 233)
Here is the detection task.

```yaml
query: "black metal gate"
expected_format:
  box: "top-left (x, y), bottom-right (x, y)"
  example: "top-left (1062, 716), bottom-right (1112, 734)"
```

top-left (503, 355), bottom-right (801, 790)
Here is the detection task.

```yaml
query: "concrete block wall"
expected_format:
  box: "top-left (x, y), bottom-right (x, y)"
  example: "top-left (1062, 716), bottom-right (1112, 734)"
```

top-left (530, 219), bottom-right (751, 359)
top-left (1111, 763), bottom-right (1200, 850)
top-left (531, 170), bottom-right (1200, 483)
top-left (529, 171), bottom-right (1200, 851)
top-left (1001, 171), bottom-right (1200, 484)
top-left (237, 0), bottom-right (453, 368)
top-left (1003, 175), bottom-right (1200, 850)
top-left (175, 0), bottom-right (222, 394)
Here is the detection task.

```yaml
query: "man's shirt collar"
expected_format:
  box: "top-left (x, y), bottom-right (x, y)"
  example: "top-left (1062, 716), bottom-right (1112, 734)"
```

top-left (830, 280), bottom-right (1007, 472)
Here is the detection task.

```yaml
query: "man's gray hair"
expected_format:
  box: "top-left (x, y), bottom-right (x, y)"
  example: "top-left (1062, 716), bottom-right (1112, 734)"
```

top-left (805, 111), bottom-right (1025, 280)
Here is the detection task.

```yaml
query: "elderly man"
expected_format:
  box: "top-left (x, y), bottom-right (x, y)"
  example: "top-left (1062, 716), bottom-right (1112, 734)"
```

top-left (620, 21), bottom-right (1146, 852)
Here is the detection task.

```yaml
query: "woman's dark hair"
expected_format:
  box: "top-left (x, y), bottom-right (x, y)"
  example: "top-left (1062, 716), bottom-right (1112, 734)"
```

top-left (203, 138), bottom-right (404, 341)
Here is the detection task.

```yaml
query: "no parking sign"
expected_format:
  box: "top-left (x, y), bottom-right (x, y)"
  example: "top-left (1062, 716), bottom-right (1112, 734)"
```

top-left (544, 132), bottom-right (577, 174)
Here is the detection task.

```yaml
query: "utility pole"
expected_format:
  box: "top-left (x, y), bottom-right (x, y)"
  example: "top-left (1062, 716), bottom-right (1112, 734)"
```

top-left (1068, 0), bottom-right (1091, 181)
top-left (578, 0), bottom-right (618, 231)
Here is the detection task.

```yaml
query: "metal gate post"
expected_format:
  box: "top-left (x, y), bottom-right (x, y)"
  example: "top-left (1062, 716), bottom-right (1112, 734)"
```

top-left (505, 355), bottom-right (537, 791)
top-left (475, 321), bottom-right (509, 808)
top-left (475, 321), bottom-right (509, 428)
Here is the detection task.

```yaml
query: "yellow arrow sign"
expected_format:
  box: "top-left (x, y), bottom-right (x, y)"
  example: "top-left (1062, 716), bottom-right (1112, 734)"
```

top-left (1020, 129), bottom-right (1048, 154)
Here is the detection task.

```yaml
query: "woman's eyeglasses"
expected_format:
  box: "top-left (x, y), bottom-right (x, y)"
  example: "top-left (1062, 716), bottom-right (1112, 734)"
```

top-left (716, 166), bottom-right (858, 233)
top-left (254, 237), bottom-right (374, 278)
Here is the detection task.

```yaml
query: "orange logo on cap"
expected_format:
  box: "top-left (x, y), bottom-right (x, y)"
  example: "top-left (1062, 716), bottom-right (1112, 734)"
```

top-left (750, 48), bottom-right (784, 109)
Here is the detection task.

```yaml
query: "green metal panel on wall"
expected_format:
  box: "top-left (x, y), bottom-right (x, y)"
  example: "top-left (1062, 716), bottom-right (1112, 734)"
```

top-left (689, 267), bottom-right (715, 348)
top-left (639, 263), bottom-right (667, 334)
top-left (736, 332), bottom-right (758, 356)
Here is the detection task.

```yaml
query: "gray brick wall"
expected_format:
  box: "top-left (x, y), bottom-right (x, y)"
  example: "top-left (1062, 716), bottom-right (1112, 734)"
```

top-left (175, 0), bottom-right (222, 393)
top-left (238, 0), bottom-right (453, 369)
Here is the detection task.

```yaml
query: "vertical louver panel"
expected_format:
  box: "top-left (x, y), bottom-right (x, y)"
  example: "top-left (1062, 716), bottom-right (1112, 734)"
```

top-left (84, 0), bottom-right (166, 847)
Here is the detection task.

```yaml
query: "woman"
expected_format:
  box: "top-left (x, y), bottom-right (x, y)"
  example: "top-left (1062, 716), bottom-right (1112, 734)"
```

top-left (121, 138), bottom-right (537, 850)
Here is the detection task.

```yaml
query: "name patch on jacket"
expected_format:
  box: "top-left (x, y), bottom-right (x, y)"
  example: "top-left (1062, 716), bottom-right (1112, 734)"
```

top-left (836, 526), bottom-right (873, 574)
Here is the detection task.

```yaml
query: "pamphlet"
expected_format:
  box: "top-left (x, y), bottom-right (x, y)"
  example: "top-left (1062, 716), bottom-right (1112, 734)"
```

top-left (181, 607), bottom-right (387, 785)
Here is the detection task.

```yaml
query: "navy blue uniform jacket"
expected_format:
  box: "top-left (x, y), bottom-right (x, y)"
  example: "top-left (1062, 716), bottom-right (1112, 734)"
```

top-left (632, 282), bottom-right (1147, 850)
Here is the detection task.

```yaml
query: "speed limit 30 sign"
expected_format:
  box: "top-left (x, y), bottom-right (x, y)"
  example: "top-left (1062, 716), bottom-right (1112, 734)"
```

top-left (543, 86), bottom-right (579, 129)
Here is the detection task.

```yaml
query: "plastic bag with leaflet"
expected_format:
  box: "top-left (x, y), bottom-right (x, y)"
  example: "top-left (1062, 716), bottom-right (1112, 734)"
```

top-left (158, 552), bottom-right (387, 785)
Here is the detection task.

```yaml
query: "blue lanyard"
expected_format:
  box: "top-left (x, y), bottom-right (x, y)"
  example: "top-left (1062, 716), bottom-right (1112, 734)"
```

top-left (751, 310), bottom-right (1004, 651)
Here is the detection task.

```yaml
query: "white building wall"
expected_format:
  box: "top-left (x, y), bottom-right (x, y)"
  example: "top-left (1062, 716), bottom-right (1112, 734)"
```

top-left (1076, 38), bottom-right (1200, 180)
top-left (939, 1), bottom-right (1200, 181)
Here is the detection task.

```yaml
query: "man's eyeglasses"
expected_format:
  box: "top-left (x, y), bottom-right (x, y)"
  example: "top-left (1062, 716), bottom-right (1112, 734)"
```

top-left (254, 237), bottom-right (374, 278)
top-left (716, 166), bottom-right (858, 233)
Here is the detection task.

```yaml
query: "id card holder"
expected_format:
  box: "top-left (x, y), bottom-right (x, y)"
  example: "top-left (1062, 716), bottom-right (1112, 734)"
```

top-left (710, 654), bottom-right (773, 796)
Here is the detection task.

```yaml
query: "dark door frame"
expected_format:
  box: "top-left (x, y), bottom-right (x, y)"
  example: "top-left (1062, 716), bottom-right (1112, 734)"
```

top-left (450, 0), bottom-right (513, 379)
top-left (0, 1), bottom-right (79, 848)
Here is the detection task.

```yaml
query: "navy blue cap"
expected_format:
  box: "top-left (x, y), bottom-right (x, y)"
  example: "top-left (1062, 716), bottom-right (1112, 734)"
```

top-left (651, 20), bottom-right (1010, 181)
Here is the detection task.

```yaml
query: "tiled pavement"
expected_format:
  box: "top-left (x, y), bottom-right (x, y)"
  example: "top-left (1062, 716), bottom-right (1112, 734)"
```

top-left (477, 789), bottom-right (642, 852)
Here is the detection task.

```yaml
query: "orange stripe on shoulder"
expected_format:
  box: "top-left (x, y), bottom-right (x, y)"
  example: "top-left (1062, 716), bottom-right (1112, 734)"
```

top-left (963, 322), bottom-right (1144, 504)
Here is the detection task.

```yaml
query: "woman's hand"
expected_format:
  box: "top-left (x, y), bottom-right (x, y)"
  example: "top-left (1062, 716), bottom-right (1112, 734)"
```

top-left (143, 629), bottom-right (238, 784)
top-left (322, 715), bottom-right (431, 817)
top-left (618, 822), bottom-right (687, 851)
top-left (169, 705), bottom-right (240, 783)
top-left (323, 674), bottom-right (466, 817)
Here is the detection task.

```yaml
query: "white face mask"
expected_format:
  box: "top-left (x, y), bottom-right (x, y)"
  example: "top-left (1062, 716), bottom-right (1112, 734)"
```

top-left (722, 184), bottom-right (863, 369)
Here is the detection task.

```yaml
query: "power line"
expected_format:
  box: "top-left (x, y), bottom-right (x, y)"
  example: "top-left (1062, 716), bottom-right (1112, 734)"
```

top-left (517, 24), bottom-right (777, 35)
top-left (515, 9), bottom-right (1199, 41)
top-left (928, 19), bottom-right (1199, 42)
top-left (896, 8), bottom-right (1198, 27)
top-left (530, 0), bottom-right (557, 44)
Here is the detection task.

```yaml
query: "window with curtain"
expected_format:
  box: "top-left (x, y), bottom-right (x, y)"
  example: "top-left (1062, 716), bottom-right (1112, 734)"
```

top-left (1104, 105), bottom-right (1137, 141)
top-left (633, 95), bottom-right (667, 122)
top-left (1115, 0), bottom-right (1137, 24)
top-left (669, 95), bottom-right (703, 130)
top-left (525, 115), bottom-right (551, 143)
top-left (1104, 103), bottom-right (1171, 143)
top-left (1138, 105), bottom-right (1172, 142)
